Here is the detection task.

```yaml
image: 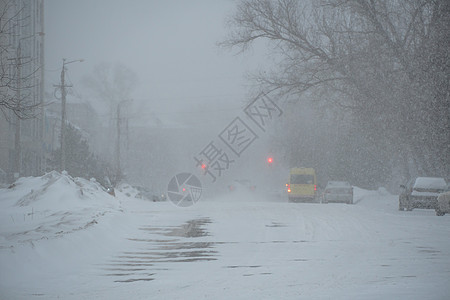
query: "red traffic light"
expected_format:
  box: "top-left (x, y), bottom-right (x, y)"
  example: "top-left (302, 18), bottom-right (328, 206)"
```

top-left (267, 157), bottom-right (273, 163)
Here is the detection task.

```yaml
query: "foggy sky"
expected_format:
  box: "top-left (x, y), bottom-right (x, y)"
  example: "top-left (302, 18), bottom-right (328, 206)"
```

top-left (44, 0), bottom-right (265, 129)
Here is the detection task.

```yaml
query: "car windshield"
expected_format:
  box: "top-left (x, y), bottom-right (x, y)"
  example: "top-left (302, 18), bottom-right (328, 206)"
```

top-left (414, 187), bottom-right (446, 193)
top-left (326, 187), bottom-right (352, 193)
top-left (326, 181), bottom-right (350, 187)
top-left (235, 179), bottom-right (251, 186)
top-left (290, 174), bottom-right (314, 184)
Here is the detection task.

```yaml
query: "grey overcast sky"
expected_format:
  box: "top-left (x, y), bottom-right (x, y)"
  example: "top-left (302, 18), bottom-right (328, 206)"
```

top-left (44, 0), bottom-right (266, 128)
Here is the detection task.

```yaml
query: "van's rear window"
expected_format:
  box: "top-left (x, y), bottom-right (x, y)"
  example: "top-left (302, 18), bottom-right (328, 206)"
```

top-left (290, 174), bottom-right (314, 184)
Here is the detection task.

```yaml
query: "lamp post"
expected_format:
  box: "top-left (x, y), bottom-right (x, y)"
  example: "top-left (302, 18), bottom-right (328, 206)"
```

top-left (59, 58), bottom-right (83, 172)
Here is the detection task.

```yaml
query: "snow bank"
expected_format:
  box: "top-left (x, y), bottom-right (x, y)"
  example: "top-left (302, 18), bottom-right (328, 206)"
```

top-left (0, 171), bottom-right (121, 247)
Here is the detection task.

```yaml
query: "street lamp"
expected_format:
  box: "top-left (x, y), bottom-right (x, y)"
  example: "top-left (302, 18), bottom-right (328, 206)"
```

top-left (59, 58), bottom-right (84, 172)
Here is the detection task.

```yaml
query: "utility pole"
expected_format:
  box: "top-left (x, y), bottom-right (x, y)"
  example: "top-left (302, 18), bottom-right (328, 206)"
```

top-left (115, 99), bottom-right (132, 182)
top-left (59, 59), bottom-right (68, 172)
top-left (116, 102), bottom-right (121, 179)
top-left (55, 58), bottom-right (83, 172)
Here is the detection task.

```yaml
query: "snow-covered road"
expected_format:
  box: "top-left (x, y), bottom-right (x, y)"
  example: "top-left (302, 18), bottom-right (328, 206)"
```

top-left (1, 178), bottom-right (449, 299)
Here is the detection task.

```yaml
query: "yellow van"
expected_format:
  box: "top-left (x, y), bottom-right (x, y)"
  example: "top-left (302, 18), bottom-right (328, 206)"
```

top-left (287, 168), bottom-right (318, 202)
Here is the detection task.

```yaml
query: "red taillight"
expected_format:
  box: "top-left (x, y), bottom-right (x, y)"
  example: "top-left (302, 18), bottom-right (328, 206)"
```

top-left (287, 183), bottom-right (291, 193)
top-left (314, 185), bottom-right (317, 191)
top-left (288, 188), bottom-right (291, 193)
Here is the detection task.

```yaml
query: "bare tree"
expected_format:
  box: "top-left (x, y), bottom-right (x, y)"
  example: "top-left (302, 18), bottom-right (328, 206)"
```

top-left (83, 63), bottom-right (137, 107)
top-left (82, 62), bottom-right (138, 184)
top-left (222, 0), bottom-right (449, 179)
top-left (0, 0), bottom-right (42, 120)
top-left (327, 0), bottom-right (450, 176)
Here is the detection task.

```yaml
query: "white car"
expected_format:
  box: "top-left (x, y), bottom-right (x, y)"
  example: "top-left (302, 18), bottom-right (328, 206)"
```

top-left (228, 179), bottom-right (256, 192)
top-left (399, 177), bottom-right (447, 211)
top-left (436, 191), bottom-right (450, 216)
top-left (322, 181), bottom-right (353, 204)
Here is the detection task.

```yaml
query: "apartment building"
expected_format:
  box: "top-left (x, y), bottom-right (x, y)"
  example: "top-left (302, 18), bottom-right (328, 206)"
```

top-left (0, 0), bottom-right (45, 182)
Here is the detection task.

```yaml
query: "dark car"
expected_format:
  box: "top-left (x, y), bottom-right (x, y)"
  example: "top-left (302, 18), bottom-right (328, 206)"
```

top-left (399, 177), bottom-right (447, 211)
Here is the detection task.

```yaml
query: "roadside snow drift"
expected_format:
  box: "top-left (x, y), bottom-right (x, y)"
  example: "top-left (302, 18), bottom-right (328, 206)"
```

top-left (0, 171), bottom-right (120, 247)
top-left (1, 176), bottom-right (449, 300)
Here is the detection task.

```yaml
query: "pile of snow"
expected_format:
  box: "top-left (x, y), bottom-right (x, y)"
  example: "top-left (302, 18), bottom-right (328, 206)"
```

top-left (0, 171), bottom-right (121, 248)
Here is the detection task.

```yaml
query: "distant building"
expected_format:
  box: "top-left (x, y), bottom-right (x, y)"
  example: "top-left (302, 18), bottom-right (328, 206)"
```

top-left (0, 0), bottom-right (45, 182)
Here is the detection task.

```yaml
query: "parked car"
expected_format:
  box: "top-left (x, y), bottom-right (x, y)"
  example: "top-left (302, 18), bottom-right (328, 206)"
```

top-left (322, 181), bottom-right (353, 204)
top-left (435, 191), bottom-right (450, 216)
top-left (228, 179), bottom-right (256, 192)
top-left (399, 177), bottom-right (447, 211)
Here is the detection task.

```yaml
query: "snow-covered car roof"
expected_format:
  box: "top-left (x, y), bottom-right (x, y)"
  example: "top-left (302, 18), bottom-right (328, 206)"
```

top-left (414, 177), bottom-right (447, 189)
